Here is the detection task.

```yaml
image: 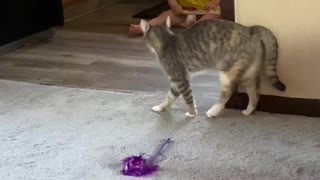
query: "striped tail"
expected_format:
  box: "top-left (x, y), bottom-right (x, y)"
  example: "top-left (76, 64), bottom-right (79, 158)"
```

top-left (251, 25), bottom-right (286, 91)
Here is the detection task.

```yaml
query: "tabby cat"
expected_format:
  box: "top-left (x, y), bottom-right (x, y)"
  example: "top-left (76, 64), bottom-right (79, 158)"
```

top-left (140, 17), bottom-right (286, 117)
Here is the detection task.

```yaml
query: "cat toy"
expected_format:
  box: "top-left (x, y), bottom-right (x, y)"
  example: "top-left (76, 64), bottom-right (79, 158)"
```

top-left (120, 138), bottom-right (172, 177)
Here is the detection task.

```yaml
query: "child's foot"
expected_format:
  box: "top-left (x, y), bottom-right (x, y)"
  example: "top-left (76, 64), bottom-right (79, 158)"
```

top-left (128, 24), bottom-right (143, 37)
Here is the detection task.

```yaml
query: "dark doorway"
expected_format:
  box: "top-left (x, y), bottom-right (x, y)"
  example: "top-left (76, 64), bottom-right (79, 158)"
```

top-left (220, 0), bottom-right (235, 21)
top-left (0, 0), bottom-right (64, 46)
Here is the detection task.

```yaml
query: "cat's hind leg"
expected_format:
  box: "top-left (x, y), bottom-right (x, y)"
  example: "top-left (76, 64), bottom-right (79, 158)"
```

top-left (242, 78), bottom-right (260, 115)
top-left (152, 84), bottom-right (180, 112)
top-left (206, 71), bottom-right (236, 117)
top-left (240, 53), bottom-right (262, 115)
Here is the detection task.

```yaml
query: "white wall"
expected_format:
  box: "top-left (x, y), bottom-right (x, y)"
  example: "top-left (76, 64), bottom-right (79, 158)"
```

top-left (235, 0), bottom-right (320, 99)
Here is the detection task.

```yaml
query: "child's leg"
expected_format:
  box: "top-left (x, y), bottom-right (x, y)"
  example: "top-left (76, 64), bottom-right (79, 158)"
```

top-left (183, 13), bottom-right (220, 28)
top-left (197, 13), bottom-right (220, 22)
top-left (149, 10), bottom-right (186, 26)
top-left (129, 10), bottom-right (187, 37)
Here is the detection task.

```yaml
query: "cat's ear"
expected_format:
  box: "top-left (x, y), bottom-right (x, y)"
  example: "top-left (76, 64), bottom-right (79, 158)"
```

top-left (140, 19), bottom-right (150, 34)
top-left (165, 16), bottom-right (171, 28)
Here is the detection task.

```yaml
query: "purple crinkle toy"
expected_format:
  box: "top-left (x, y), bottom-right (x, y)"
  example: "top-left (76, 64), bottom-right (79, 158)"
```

top-left (121, 138), bottom-right (172, 177)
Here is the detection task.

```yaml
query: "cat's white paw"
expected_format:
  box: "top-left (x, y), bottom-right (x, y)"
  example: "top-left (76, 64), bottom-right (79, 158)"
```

top-left (152, 105), bottom-right (164, 112)
top-left (242, 105), bottom-right (255, 116)
top-left (242, 109), bottom-right (253, 116)
top-left (185, 112), bottom-right (197, 117)
top-left (206, 105), bottom-right (222, 117)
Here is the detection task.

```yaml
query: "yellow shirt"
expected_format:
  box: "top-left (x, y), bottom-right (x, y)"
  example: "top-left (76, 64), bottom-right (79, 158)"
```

top-left (178, 0), bottom-right (221, 14)
top-left (178, 0), bottom-right (211, 10)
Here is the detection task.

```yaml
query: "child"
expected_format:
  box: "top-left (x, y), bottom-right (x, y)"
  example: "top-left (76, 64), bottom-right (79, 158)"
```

top-left (128, 0), bottom-right (221, 37)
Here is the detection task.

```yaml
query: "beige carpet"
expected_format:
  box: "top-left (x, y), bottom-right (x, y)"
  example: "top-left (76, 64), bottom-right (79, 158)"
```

top-left (1, 80), bottom-right (320, 180)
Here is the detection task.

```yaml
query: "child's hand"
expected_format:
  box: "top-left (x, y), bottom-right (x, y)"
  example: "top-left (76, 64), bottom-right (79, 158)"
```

top-left (204, 0), bottom-right (220, 11)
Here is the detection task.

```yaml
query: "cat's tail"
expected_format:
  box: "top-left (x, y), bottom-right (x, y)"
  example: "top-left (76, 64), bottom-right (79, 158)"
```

top-left (251, 25), bottom-right (286, 91)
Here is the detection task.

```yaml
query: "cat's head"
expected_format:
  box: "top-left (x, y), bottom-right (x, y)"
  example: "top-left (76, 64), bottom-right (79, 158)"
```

top-left (140, 16), bottom-right (174, 53)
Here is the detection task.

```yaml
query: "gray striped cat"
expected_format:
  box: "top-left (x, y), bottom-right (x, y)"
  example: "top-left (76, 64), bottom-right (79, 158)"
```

top-left (140, 17), bottom-right (286, 117)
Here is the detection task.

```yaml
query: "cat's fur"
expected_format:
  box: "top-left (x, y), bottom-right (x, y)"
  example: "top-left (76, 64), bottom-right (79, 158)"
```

top-left (140, 17), bottom-right (286, 117)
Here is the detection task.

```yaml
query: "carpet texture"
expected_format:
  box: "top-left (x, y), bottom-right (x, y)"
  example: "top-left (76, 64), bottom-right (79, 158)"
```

top-left (1, 80), bottom-right (320, 180)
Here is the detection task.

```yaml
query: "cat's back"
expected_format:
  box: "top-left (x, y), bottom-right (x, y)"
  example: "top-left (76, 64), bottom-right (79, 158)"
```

top-left (171, 19), bottom-right (261, 72)
top-left (180, 19), bottom-right (251, 40)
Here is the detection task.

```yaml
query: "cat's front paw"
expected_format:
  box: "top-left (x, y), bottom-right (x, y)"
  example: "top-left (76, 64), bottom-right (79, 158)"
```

top-left (185, 112), bottom-right (197, 117)
top-left (152, 105), bottom-right (164, 112)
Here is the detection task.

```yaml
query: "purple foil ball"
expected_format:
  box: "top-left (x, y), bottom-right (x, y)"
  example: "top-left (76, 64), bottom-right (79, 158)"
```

top-left (121, 154), bottom-right (158, 177)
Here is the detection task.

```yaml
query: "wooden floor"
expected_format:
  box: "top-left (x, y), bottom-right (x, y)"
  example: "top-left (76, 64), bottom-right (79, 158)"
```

top-left (0, 0), bottom-right (219, 94)
top-left (63, 0), bottom-right (164, 34)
